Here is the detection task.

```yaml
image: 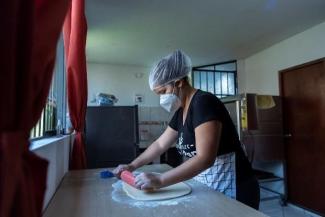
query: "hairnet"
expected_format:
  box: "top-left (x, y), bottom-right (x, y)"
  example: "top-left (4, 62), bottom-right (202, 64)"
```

top-left (149, 50), bottom-right (192, 90)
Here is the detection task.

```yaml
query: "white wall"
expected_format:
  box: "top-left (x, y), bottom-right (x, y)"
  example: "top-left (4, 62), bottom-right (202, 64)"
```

top-left (87, 63), bottom-right (159, 107)
top-left (240, 21), bottom-right (325, 95)
top-left (236, 59), bottom-right (246, 93)
top-left (31, 135), bottom-right (71, 210)
top-left (236, 21), bottom-right (325, 198)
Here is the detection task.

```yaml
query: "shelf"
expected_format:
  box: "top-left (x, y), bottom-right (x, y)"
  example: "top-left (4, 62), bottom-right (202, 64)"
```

top-left (253, 169), bottom-right (287, 204)
top-left (253, 169), bottom-right (283, 182)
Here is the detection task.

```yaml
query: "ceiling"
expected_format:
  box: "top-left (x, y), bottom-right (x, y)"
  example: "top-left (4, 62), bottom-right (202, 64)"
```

top-left (85, 0), bottom-right (325, 67)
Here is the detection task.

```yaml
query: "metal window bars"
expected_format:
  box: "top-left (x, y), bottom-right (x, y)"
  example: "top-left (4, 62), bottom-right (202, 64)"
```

top-left (192, 60), bottom-right (237, 98)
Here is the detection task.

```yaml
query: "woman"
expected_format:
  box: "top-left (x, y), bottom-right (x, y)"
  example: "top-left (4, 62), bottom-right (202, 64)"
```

top-left (113, 50), bottom-right (260, 209)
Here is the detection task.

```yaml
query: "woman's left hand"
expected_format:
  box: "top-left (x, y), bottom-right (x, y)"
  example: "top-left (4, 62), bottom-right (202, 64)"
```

top-left (135, 172), bottom-right (163, 190)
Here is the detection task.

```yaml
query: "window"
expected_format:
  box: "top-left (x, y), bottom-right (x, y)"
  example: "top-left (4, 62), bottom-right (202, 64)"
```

top-left (30, 36), bottom-right (67, 139)
top-left (192, 61), bottom-right (237, 98)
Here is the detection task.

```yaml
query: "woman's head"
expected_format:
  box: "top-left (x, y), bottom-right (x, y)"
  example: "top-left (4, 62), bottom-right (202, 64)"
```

top-left (152, 71), bottom-right (192, 113)
top-left (149, 50), bottom-right (192, 91)
top-left (153, 76), bottom-right (190, 95)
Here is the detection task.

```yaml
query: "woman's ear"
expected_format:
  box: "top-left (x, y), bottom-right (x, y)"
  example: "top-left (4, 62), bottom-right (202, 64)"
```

top-left (175, 80), bottom-right (183, 88)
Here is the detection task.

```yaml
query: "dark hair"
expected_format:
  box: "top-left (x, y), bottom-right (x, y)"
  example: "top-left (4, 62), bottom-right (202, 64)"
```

top-left (178, 76), bottom-right (190, 85)
top-left (182, 76), bottom-right (190, 83)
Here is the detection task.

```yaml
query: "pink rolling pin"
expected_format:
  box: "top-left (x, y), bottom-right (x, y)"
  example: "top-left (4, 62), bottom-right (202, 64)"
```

top-left (120, 170), bottom-right (136, 187)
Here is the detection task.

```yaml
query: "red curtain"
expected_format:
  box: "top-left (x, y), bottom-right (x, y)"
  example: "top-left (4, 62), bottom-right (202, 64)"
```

top-left (0, 0), bottom-right (70, 217)
top-left (63, 0), bottom-right (88, 170)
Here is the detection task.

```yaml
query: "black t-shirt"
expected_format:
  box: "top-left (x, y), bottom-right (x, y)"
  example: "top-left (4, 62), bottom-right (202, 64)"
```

top-left (169, 90), bottom-right (253, 184)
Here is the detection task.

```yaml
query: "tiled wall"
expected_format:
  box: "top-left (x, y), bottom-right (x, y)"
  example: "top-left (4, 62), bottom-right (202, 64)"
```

top-left (138, 106), bottom-right (174, 148)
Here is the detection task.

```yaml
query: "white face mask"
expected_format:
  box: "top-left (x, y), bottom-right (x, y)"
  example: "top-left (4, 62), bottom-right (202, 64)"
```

top-left (160, 93), bottom-right (181, 113)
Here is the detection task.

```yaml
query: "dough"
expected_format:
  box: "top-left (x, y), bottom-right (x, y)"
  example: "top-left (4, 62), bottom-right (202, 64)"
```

top-left (122, 181), bottom-right (191, 201)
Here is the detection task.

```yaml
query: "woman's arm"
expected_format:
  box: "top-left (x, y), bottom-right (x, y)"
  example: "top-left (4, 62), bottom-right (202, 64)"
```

top-left (130, 126), bottom-right (178, 169)
top-left (135, 120), bottom-right (222, 189)
top-left (113, 126), bottom-right (178, 177)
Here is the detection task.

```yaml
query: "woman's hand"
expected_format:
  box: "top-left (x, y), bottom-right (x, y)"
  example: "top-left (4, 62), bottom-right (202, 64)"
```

top-left (135, 172), bottom-right (163, 190)
top-left (112, 164), bottom-right (135, 178)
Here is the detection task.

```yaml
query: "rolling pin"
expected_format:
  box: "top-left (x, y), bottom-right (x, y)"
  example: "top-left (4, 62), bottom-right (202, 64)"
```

top-left (121, 170), bottom-right (136, 187)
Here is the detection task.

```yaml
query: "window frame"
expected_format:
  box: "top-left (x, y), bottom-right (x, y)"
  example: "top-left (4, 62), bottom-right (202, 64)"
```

top-left (30, 35), bottom-right (67, 141)
top-left (191, 60), bottom-right (238, 98)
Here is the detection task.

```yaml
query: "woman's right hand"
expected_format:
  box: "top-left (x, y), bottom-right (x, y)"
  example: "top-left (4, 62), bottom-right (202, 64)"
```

top-left (112, 164), bottom-right (136, 178)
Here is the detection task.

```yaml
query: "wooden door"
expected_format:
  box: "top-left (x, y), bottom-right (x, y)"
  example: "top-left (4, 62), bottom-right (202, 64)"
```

top-left (279, 58), bottom-right (325, 215)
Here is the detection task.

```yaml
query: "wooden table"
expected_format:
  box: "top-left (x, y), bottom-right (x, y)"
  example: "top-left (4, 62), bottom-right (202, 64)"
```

top-left (43, 164), bottom-right (267, 217)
